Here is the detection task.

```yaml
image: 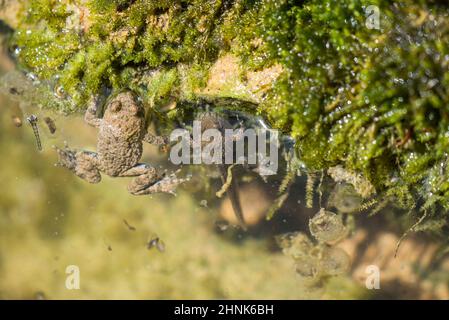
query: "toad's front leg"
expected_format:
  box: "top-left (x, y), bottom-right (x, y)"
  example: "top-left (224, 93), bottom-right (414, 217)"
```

top-left (54, 145), bottom-right (102, 184)
top-left (120, 164), bottom-right (188, 196)
top-left (84, 95), bottom-right (103, 128)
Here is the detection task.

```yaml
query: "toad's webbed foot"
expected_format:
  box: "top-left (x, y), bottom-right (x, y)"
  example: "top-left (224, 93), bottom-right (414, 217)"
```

top-left (54, 144), bottom-right (76, 170)
top-left (54, 145), bottom-right (101, 184)
top-left (127, 168), bottom-right (189, 196)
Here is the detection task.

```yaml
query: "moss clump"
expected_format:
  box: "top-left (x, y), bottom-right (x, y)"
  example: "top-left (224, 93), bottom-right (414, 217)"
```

top-left (254, 1), bottom-right (449, 234)
top-left (8, 0), bottom-right (449, 235)
top-left (11, 0), bottom-right (260, 110)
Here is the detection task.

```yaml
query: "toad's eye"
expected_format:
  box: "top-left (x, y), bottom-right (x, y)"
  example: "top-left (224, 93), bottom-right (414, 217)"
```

top-left (110, 101), bottom-right (122, 112)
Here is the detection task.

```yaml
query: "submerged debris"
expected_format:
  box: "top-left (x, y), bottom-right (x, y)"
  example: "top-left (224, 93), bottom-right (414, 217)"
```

top-left (216, 165), bottom-right (236, 199)
top-left (11, 115), bottom-right (22, 127)
top-left (43, 117), bottom-right (56, 134)
top-left (327, 166), bottom-right (375, 198)
top-left (266, 192), bottom-right (289, 221)
top-left (305, 172), bottom-right (317, 208)
top-left (276, 232), bottom-right (314, 260)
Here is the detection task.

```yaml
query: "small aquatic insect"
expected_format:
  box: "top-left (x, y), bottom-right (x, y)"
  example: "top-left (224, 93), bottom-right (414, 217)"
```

top-left (11, 115), bottom-right (22, 127)
top-left (43, 117), bottom-right (57, 134)
top-left (9, 87), bottom-right (22, 95)
top-left (147, 237), bottom-right (165, 253)
top-left (26, 115), bottom-right (42, 151)
top-left (123, 219), bottom-right (136, 231)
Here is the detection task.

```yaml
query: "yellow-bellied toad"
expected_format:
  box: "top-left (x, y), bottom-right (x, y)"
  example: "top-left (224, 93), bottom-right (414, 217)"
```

top-left (55, 91), bottom-right (186, 195)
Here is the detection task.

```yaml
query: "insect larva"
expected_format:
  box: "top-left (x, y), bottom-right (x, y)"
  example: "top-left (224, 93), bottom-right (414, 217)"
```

top-left (123, 219), bottom-right (136, 231)
top-left (26, 115), bottom-right (42, 151)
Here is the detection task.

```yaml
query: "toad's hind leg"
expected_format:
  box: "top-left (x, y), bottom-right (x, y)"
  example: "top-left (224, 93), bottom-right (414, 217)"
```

top-left (120, 164), bottom-right (162, 194)
top-left (54, 145), bottom-right (101, 184)
top-left (123, 164), bottom-right (189, 196)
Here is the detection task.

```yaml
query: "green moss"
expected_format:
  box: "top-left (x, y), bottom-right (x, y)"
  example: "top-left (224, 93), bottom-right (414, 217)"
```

top-left (255, 1), bottom-right (449, 233)
top-left (12, 0), bottom-right (260, 108)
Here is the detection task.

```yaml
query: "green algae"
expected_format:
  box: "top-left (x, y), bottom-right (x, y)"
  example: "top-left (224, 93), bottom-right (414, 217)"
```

top-left (7, 0), bottom-right (449, 238)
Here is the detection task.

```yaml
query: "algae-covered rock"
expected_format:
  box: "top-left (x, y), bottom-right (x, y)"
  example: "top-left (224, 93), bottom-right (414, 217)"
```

top-left (9, 0), bottom-right (274, 111)
top-left (4, 0), bottom-right (449, 236)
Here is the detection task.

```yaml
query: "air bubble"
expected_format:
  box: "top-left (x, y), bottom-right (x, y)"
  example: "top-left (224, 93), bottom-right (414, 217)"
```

top-left (309, 209), bottom-right (346, 244)
top-left (319, 247), bottom-right (351, 276)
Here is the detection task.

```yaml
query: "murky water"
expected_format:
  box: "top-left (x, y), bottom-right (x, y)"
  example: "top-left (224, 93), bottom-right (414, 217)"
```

top-left (1, 61), bottom-right (341, 298)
